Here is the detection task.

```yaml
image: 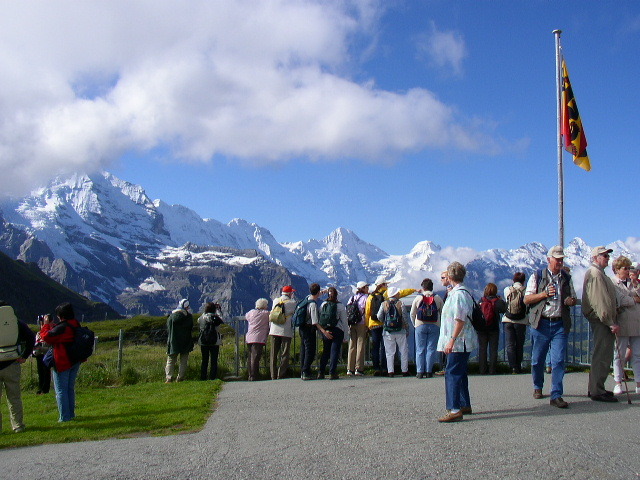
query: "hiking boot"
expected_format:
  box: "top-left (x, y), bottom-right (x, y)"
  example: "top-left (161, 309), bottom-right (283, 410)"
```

top-left (387, 372), bottom-right (395, 378)
top-left (460, 406), bottom-right (473, 415)
top-left (416, 373), bottom-right (424, 379)
top-left (330, 374), bottom-right (340, 380)
top-left (425, 372), bottom-right (434, 378)
top-left (316, 373), bottom-right (325, 380)
top-left (550, 397), bottom-right (569, 408)
top-left (301, 374), bottom-right (313, 381)
top-left (533, 389), bottom-right (544, 399)
top-left (590, 393), bottom-right (618, 403)
top-left (346, 370), bottom-right (354, 376)
top-left (402, 371), bottom-right (410, 377)
top-left (438, 411), bottom-right (463, 423)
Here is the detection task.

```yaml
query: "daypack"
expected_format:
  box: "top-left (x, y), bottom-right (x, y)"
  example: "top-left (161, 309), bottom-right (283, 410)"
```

top-left (0, 305), bottom-right (23, 361)
top-left (416, 295), bottom-right (438, 322)
top-left (369, 293), bottom-right (385, 322)
top-left (200, 316), bottom-right (222, 345)
top-left (346, 295), bottom-right (363, 326)
top-left (480, 297), bottom-right (499, 327)
top-left (319, 302), bottom-right (339, 328)
top-left (505, 285), bottom-right (526, 320)
top-left (459, 289), bottom-right (486, 331)
top-left (269, 300), bottom-right (287, 325)
top-left (383, 300), bottom-right (403, 332)
top-left (292, 297), bottom-right (313, 327)
top-left (66, 325), bottom-right (95, 364)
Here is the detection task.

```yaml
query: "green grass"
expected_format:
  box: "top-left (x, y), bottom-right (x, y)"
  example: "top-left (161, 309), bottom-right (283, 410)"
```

top-left (0, 380), bottom-right (222, 449)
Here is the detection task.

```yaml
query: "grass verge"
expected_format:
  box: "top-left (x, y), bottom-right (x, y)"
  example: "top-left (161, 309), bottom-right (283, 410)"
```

top-left (0, 379), bottom-right (222, 449)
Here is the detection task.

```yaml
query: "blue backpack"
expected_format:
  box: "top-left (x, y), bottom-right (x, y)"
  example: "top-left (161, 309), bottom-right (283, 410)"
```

top-left (416, 295), bottom-right (438, 322)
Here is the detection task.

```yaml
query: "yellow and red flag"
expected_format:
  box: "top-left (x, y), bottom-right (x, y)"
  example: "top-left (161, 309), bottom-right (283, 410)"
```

top-left (561, 58), bottom-right (591, 171)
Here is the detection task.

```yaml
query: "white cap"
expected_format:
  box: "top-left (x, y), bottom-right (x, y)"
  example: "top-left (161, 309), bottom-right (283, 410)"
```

top-left (356, 281), bottom-right (369, 290)
top-left (179, 299), bottom-right (190, 310)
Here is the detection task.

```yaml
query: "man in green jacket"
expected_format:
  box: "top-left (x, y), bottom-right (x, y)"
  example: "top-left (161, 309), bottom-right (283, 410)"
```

top-left (582, 246), bottom-right (619, 402)
top-left (165, 299), bottom-right (194, 383)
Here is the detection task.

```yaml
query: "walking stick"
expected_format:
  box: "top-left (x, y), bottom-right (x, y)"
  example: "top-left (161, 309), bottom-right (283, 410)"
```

top-left (615, 336), bottom-right (632, 405)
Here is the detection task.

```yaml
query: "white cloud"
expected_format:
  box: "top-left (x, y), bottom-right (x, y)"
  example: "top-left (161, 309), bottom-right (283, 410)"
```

top-left (0, 1), bottom-right (495, 195)
top-left (418, 22), bottom-right (468, 76)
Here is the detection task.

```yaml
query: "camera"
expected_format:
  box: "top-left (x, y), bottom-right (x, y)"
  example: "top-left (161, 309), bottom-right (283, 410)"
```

top-left (37, 315), bottom-right (45, 325)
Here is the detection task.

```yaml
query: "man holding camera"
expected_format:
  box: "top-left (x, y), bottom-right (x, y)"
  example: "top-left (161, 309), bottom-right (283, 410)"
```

top-left (524, 246), bottom-right (577, 409)
top-left (0, 301), bottom-right (36, 433)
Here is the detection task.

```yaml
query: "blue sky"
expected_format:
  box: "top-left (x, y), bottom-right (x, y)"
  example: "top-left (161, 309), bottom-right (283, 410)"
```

top-left (1, 1), bottom-right (639, 255)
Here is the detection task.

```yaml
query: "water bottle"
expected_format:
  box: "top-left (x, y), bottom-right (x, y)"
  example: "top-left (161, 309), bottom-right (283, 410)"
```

top-left (552, 281), bottom-right (559, 300)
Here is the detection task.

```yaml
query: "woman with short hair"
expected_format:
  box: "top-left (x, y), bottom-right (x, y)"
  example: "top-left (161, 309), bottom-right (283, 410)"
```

top-left (436, 262), bottom-right (478, 422)
top-left (245, 298), bottom-right (270, 381)
top-left (610, 256), bottom-right (640, 395)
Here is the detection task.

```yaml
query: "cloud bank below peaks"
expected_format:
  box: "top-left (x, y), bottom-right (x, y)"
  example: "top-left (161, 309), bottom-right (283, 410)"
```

top-left (0, 1), bottom-right (501, 195)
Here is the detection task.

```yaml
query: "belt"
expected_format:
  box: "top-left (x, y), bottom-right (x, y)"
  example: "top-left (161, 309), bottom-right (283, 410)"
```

top-left (541, 316), bottom-right (562, 321)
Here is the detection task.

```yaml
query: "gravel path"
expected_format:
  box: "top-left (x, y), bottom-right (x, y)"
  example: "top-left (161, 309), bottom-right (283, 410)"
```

top-left (2, 372), bottom-right (639, 480)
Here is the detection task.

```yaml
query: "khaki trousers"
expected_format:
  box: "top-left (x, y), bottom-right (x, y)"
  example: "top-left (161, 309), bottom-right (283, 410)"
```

top-left (588, 319), bottom-right (615, 396)
top-left (269, 335), bottom-right (291, 379)
top-left (348, 324), bottom-right (368, 372)
top-left (0, 362), bottom-right (24, 431)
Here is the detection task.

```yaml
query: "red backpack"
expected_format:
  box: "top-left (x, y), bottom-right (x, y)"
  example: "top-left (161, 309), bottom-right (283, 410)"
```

top-left (480, 297), bottom-right (498, 327)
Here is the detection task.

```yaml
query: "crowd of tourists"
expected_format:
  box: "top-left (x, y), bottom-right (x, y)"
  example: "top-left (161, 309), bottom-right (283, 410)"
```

top-left (230, 244), bottom-right (640, 423)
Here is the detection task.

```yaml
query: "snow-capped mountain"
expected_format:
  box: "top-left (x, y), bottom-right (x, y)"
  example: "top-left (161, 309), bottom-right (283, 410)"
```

top-left (0, 171), bottom-right (637, 315)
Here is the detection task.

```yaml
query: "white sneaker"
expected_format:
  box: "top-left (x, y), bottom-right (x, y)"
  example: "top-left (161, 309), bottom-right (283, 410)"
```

top-left (613, 383), bottom-right (626, 395)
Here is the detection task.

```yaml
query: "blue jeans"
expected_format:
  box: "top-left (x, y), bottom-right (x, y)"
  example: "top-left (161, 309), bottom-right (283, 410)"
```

top-left (445, 352), bottom-right (471, 411)
top-left (299, 324), bottom-right (317, 376)
top-left (531, 318), bottom-right (567, 400)
top-left (53, 363), bottom-right (80, 422)
top-left (415, 323), bottom-right (439, 373)
top-left (369, 327), bottom-right (386, 371)
top-left (319, 328), bottom-right (344, 375)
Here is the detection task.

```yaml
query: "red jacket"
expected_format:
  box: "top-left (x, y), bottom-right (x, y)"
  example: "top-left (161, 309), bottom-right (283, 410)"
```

top-left (40, 319), bottom-right (80, 372)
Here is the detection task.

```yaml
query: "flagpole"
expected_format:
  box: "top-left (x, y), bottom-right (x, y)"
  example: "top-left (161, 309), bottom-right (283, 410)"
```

top-left (553, 29), bottom-right (564, 248)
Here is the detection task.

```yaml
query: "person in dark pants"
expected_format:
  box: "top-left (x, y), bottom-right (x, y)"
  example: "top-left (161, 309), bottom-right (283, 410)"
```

top-left (477, 283), bottom-right (506, 375)
top-left (33, 322), bottom-right (52, 394)
top-left (502, 272), bottom-right (528, 374)
top-left (198, 302), bottom-right (223, 381)
top-left (299, 283), bottom-right (322, 380)
top-left (317, 287), bottom-right (348, 379)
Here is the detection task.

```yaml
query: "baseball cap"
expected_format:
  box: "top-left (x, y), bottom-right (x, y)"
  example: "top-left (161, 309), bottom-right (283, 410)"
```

top-left (591, 246), bottom-right (613, 257)
top-left (282, 285), bottom-right (296, 293)
top-left (547, 246), bottom-right (565, 259)
top-left (356, 281), bottom-right (369, 290)
top-left (386, 287), bottom-right (399, 297)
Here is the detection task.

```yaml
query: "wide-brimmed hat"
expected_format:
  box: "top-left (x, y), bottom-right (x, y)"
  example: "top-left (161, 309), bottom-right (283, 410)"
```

top-left (179, 299), bottom-right (190, 310)
top-left (386, 287), bottom-right (399, 297)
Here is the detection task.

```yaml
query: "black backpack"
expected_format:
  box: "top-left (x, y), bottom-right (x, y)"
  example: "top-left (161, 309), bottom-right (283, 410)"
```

top-left (319, 302), bottom-right (339, 328)
top-left (416, 295), bottom-right (438, 322)
top-left (383, 300), bottom-right (403, 332)
top-left (369, 293), bottom-right (384, 322)
top-left (67, 325), bottom-right (95, 364)
top-left (346, 295), bottom-right (363, 326)
top-left (459, 289), bottom-right (486, 331)
top-left (200, 315), bottom-right (222, 345)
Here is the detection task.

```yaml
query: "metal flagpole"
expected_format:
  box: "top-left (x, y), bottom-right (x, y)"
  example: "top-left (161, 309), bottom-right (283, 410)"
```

top-left (553, 29), bottom-right (564, 247)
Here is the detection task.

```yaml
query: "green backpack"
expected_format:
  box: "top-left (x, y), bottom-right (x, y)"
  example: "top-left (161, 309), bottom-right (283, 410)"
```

top-left (319, 302), bottom-right (339, 328)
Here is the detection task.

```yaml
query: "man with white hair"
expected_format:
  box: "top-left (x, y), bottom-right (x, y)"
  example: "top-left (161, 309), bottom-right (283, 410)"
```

top-left (524, 246), bottom-right (578, 408)
top-left (165, 299), bottom-right (194, 383)
top-left (582, 246), bottom-right (619, 402)
top-left (269, 285), bottom-right (297, 379)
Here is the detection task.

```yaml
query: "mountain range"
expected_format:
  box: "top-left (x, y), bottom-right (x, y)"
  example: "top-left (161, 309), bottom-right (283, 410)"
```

top-left (0, 171), bottom-right (636, 316)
